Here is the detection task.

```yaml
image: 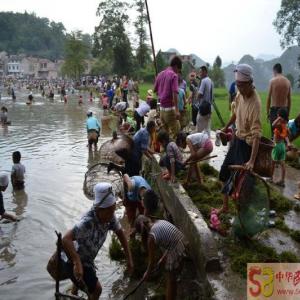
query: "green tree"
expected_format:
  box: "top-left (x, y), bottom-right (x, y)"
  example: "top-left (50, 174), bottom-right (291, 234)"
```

top-left (273, 0), bottom-right (300, 48)
top-left (214, 55), bottom-right (222, 68)
top-left (156, 50), bottom-right (168, 72)
top-left (134, 0), bottom-right (151, 69)
top-left (210, 56), bottom-right (225, 88)
top-left (274, 1), bottom-right (300, 87)
top-left (91, 58), bottom-right (112, 75)
top-left (112, 21), bottom-right (133, 75)
top-left (0, 12), bottom-right (66, 60)
top-left (61, 31), bottom-right (88, 79)
top-left (93, 0), bottom-right (133, 75)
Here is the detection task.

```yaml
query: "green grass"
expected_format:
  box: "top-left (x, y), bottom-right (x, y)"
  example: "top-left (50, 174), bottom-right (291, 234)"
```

top-left (139, 84), bottom-right (300, 147)
top-left (211, 88), bottom-right (300, 148)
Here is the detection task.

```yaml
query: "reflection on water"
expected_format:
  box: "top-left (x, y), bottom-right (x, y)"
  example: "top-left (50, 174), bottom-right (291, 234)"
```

top-left (0, 92), bottom-right (126, 300)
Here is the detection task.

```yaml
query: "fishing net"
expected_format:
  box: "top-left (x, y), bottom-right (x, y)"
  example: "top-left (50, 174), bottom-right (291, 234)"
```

top-left (231, 170), bottom-right (270, 238)
top-left (83, 163), bottom-right (123, 200)
top-left (98, 139), bottom-right (124, 165)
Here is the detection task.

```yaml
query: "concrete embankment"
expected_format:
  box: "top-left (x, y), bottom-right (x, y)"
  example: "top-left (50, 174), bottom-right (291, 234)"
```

top-left (144, 155), bottom-right (224, 299)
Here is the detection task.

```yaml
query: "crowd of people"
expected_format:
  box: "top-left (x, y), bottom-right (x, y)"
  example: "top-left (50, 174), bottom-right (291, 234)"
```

top-left (2, 54), bottom-right (300, 299)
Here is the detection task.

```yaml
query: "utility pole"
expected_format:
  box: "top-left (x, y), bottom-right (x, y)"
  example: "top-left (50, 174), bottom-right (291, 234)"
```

top-left (145, 0), bottom-right (158, 76)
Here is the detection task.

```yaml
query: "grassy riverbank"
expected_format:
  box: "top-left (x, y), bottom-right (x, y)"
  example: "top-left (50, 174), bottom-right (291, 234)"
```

top-left (139, 83), bottom-right (300, 147)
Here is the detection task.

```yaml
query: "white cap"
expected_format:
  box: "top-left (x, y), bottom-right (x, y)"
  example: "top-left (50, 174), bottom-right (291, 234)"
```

top-left (93, 182), bottom-right (116, 208)
top-left (234, 64), bottom-right (253, 82)
top-left (0, 172), bottom-right (9, 187)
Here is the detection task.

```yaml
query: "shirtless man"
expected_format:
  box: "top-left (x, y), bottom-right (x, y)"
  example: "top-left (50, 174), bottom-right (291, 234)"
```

top-left (266, 63), bottom-right (291, 137)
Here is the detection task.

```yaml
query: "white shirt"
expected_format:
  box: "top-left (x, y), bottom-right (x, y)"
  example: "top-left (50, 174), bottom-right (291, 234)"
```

top-left (198, 76), bottom-right (213, 103)
top-left (136, 102), bottom-right (150, 117)
top-left (11, 163), bottom-right (26, 182)
top-left (115, 101), bottom-right (127, 112)
top-left (187, 132), bottom-right (209, 147)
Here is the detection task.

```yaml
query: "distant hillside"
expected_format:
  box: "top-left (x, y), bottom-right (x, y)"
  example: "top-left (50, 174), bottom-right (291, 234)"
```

top-left (189, 53), bottom-right (206, 68)
top-left (223, 46), bottom-right (300, 91)
top-left (0, 11), bottom-right (67, 60)
top-left (166, 48), bottom-right (207, 67)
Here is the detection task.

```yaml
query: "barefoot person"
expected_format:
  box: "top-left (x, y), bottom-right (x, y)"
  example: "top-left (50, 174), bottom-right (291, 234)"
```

top-left (219, 64), bottom-right (262, 214)
top-left (0, 173), bottom-right (17, 222)
top-left (61, 183), bottom-right (133, 299)
top-left (270, 108), bottom-right (290, 187)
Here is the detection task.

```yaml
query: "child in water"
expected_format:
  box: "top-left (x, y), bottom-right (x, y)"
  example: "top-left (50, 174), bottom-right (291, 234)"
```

top-left (0, 106), bottom-right (8, 125)
top-left (11, 151), bottom-right (26, 190)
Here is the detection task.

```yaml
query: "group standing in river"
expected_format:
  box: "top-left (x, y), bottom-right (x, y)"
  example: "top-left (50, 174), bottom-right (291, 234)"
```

top-left (2, 53), bottom-right (300, 299)
top-left (46, 56), bottom-right (300, 299)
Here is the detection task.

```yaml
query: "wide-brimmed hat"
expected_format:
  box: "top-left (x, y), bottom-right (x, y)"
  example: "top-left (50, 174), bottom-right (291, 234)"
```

top-left (93, 182), bottom-right (116, 208)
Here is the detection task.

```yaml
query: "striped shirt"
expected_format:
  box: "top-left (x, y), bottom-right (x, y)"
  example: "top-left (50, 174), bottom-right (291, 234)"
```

top-left (149, 220), bottom-right (184, 250)
top-left (166, 142), bottom-right (183, 164)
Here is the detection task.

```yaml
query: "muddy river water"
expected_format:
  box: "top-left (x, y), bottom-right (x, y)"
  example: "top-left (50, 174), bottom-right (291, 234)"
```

top-left (0, 91), bottom-right (134, 300)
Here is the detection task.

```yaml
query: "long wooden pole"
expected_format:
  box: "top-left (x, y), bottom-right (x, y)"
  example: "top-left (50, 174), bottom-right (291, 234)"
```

top-left (145, 0), bottom-right (158, 76)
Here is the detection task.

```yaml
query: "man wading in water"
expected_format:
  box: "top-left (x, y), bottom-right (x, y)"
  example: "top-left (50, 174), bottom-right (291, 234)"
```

top-left (61, 182), bottom-right (133, 299)
top-left (86, 111), bottom-right (101, 151)
top-left (218, 64), bottom-right (262, 214)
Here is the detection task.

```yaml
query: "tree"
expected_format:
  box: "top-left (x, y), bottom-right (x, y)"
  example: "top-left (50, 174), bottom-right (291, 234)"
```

top-left (91, 58), bottom-right (112, 75)
top-left (134, 0), bottom-right (151, 69)
top-left (210, 56), bottom-right (225, 88)
top-left (0, 12), bottom-right (67, 60)
top-left (274, 1), bottom-right (300, 87)
top-left (214, 56), bottom-right (222, 68)
top-left (93, 0), bottom-right (133, 75)
top-left (111, 21), bottom-right (133, 75)
top-left (61, 31), bottom-right (88, 79)
top-left (156, 50), bottom-right (168, 73)
top-left (273, 0), bottom-right (300, 48)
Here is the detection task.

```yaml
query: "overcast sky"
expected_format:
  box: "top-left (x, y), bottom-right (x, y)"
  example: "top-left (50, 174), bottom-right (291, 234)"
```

top-left (1, 0), bottom-right (284, 64)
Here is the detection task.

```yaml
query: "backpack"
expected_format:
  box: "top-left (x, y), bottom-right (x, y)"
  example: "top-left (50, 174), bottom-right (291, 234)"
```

top-left (199, 100), bottom-right (211, 116)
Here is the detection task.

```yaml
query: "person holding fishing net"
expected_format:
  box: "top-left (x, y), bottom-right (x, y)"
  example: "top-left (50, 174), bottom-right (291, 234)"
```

top-left (218, 64), bottom-right (262, 215)
top-left (50, 183), bottom-right (133, 300)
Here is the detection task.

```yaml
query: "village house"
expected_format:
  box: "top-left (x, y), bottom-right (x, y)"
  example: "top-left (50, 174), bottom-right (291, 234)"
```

top-left (0, 53), bottom-right (63, 79)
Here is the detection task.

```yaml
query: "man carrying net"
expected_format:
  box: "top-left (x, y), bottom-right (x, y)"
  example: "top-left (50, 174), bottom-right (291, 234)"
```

top-left (218, 64), bottom-right (262, 216)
